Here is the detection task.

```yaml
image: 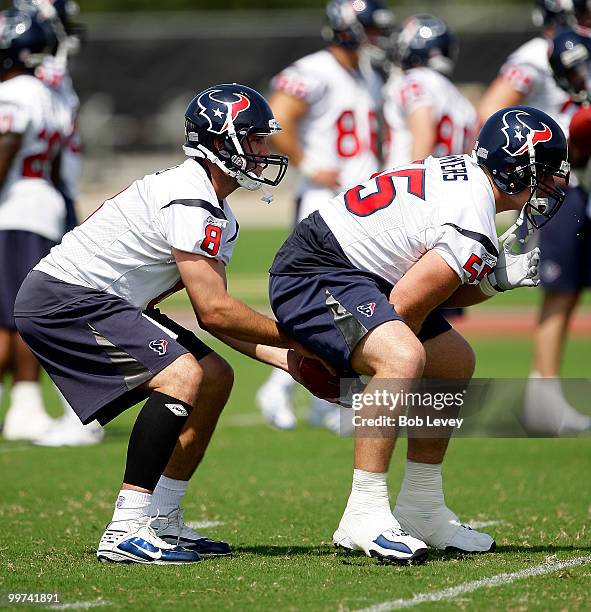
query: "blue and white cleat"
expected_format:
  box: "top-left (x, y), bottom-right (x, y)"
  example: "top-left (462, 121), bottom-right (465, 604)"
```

top-left (152, 508), bottom-right (231, 557)
top-left (97, 516), bottom-right (200, 564)
top-left (333, 511), bottom-right (428, 564)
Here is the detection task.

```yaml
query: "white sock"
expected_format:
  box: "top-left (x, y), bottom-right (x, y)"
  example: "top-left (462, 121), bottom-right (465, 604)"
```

top-left (346, 469), bottom-right (390, 514)
top-left (111, 489), bottom-right (151, 522)
top-left (265, 368), bottom-right (295, 391)
top-left (149, 476), bottom-right (188, 517)
top-left (8, 381), bottom-right (45, 412)
top-left (396, 461), bottom-right (445, 510)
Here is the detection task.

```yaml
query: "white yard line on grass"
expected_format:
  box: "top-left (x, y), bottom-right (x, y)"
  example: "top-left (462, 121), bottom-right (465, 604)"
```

top-left (186, 520), bottom-right (224, 529)
top-left (0, 444), bottom-right (32, 453)
top-left (355, 555), bottom-right (591, 612)
top-left (50, 601), bottom-right (109, 610)
top-left (224, 413), bottom-right (263, 427)
top-left (468, 520), bottom-right (502, 529)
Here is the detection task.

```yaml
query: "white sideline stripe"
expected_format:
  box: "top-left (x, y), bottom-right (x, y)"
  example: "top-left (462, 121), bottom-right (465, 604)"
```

top-left (355, 555), bottom-right (591, 612)
top-left (186, 520), bottom-right (224, 529)
top-left (50, 601), bottom-right (109, 610)
top-left (467, 520), bottom-right (502, 529)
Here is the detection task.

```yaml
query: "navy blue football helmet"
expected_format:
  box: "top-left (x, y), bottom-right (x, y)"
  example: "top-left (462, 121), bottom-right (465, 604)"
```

top-left (0, 8), bottom-right (57, 71)
top-left (322, 0), bottom-right (395, 50)
top-left (474, 106), bottom-right (570, 229)
top-left (394, 14), bottom-right (457, 76)
top-left (549, 27), bottom-right (591, 102)
top-left (184, 83), bottom-right (288, 194)
top-left (532, 0), bottom-right (572, 28)
top-left (12, 0), bottom-right (84, 56)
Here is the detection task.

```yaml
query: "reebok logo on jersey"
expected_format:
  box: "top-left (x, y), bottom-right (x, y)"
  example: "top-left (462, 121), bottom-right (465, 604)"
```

top-left (149, 339), bottom-right (168, 355)
top-left (357, 302), bottom-right (376, 317)
top-left (165, 404), bottom-right (189, 417)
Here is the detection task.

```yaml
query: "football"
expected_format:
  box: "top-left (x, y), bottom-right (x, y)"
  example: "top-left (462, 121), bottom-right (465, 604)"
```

top-left (297, 356), bottom-right (341, 403)
top-left (568, 106), bottom-right (591, 155)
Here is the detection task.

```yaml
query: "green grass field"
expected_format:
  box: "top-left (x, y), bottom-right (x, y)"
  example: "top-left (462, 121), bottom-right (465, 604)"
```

top-left (1, 228), bottom-right (590, 611)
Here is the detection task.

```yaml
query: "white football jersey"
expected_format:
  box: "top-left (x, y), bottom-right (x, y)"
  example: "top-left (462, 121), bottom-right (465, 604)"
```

top-left (271, 49), bottom-right (382, 197)
top-left (383, 67), bottom-right (478, 168)
top-left (498, 37), bottom-right (568, 121)
top-left (319, 154), bottom-right (499, 287)
top-left (0, 75), bottom-right (71, 241)
top-left (56, 73), bottom-right (81, 203)
top-left (36, 159), bottom-right (239, 310)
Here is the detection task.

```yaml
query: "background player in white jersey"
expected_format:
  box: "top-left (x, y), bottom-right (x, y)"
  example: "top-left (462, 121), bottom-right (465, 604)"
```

top-left (15, 0), bottom-right (104, 447)
top-left (523, 27), bottom-right (591, 434)
top-left (14, 83), bottom-right (325, 564)
top-left (269, 106), bottom-right (569, 562)
top-left (383, 15), bottom-right (477, 169)
top-left (0, 9), bottom-right (72, 442)
top-left (480, 1), bottom-right (591, 434)
top-left (257, 0), bottom-right (395, 432)
top-left (478, 0), bottom-right (571, 122)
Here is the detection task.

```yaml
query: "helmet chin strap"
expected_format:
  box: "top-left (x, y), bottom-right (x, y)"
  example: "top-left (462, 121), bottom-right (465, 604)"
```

top-left (527, 131), bottom-right (549, 213)
top-left (497, 134), bottom-right (538, 247)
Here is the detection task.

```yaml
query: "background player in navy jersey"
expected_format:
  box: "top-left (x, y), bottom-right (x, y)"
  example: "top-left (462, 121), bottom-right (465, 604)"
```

top-left (15, 83), bottom-right (318, 564)
top-left (522, 27), bottom-right (591, 434)
top-left (269, 106), bottom-right (569, 563)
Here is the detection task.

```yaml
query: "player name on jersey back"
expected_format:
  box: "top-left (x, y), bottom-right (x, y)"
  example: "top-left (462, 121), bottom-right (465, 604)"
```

top-left (318, 154), bottom-right (499, 288)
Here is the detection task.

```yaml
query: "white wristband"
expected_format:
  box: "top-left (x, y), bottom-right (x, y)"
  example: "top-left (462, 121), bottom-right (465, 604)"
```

top-left (479, 274), bottom-right (499, 297)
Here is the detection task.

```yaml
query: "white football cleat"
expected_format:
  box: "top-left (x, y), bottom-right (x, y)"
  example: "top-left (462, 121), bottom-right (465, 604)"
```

top-left (256, 381), bottom-right (296, 430)
top-left (151, 508), bottom-right (231, 557)
top-left (97, 515), bottom-right (200, 564)
top-left (2, 404), bottom-right (55, 441)
top-left (308, 397), bottom-right (354, 435)
top-left (333, 509), bottom-right (428, 564)
top-left (33, 417), bottom-right (104, 447)
top-left (393, 503), bottom-right (496, 553)
top-left (522, 376), bottom-right (591, 436)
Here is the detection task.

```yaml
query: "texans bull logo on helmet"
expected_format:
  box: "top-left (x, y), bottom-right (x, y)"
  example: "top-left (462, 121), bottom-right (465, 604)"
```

top-left (501, 109), bottom-right (553, 157)
top-left (198, 89), bottom-right (251, 135)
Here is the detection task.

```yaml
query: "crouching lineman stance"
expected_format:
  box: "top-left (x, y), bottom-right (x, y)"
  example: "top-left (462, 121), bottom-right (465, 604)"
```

top-left (269, 106), bottom-right (569, 563)
top-left (15, 83), bottom-right (306, 564)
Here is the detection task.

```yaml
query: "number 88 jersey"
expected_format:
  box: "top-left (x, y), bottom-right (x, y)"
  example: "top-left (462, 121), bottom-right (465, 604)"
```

top-left (318, 154), bottom-right (500, 288)
top-left (0, 75), bottom-right (72, 242)
top-left (383, 67), bottom-right (477, 168)
top-left (271, 49), bottom-right (382, 192)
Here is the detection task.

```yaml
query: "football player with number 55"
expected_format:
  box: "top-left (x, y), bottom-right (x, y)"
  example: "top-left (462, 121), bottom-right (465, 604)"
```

top-left (269, 106), bottom-right (570, 563)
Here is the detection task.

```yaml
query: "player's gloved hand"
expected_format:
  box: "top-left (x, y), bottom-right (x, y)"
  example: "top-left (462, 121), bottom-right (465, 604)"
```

top-left (479, 234), bottom-right (540, 295)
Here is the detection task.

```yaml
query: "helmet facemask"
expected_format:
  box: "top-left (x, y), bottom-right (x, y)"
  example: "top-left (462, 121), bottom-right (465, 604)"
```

top-left (508, 134), bottom-right (570, 231)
